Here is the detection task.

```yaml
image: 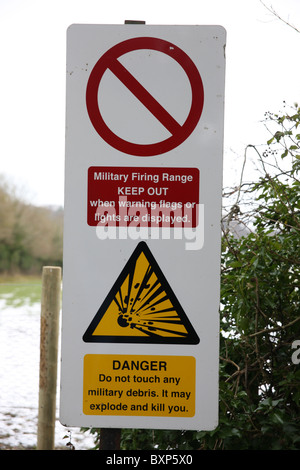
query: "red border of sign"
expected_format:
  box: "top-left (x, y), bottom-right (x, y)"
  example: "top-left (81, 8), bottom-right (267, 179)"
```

top-left (86, 37), bottom-right (204, 156)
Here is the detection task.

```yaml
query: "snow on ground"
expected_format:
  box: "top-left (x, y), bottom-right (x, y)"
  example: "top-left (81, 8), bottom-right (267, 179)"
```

top-left (0, 297), bottom-right (95, 450)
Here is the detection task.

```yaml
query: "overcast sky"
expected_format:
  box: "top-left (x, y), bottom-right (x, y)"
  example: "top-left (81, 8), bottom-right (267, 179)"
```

top-left (0, 0), bottom-right (299, 206)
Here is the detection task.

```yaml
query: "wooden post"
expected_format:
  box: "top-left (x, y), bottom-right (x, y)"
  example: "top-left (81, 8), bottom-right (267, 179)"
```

top-left (37, 266), bottom-right (61, 450)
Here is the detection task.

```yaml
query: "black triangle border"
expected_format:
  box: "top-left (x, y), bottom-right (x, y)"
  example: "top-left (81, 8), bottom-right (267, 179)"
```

top-left (82, 241), bottom-right (200, 344)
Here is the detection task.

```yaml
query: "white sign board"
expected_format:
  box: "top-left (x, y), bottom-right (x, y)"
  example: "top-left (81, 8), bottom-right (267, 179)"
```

top-left (60, 24), bottom-right (226, 431)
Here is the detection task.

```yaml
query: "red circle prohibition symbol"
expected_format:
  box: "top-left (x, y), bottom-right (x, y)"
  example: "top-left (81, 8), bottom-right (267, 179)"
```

top-left (86, 37), bottom-right (204, 157)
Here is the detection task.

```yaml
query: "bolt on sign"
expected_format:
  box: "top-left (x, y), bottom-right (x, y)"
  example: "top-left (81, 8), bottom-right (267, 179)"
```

top-left (60, 24), bottom-right (226, 431)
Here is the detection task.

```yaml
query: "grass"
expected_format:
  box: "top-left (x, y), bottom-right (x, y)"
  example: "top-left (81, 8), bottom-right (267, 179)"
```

top-left (0, 274), bottom-right (42, 307)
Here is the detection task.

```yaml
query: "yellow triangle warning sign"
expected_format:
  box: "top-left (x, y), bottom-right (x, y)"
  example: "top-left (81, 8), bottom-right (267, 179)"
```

top-left (83, 242), bottom-right (200, 344)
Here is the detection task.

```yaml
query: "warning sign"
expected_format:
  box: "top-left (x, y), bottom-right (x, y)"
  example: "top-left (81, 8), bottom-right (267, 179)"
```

top-left (88, 166), bottom-right (200, 227)
top-left (83, 354), bottom-right (195, 417)
top-left (61, 24), bottom-right (226, 431)
top-left (86, 37), bottom-right (204, 156)
top-left (83, 242), bottom-right (199, 344)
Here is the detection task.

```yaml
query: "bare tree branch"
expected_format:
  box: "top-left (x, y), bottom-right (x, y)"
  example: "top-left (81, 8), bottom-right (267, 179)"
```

top-left (260, 0), bottom-right (300, 33)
